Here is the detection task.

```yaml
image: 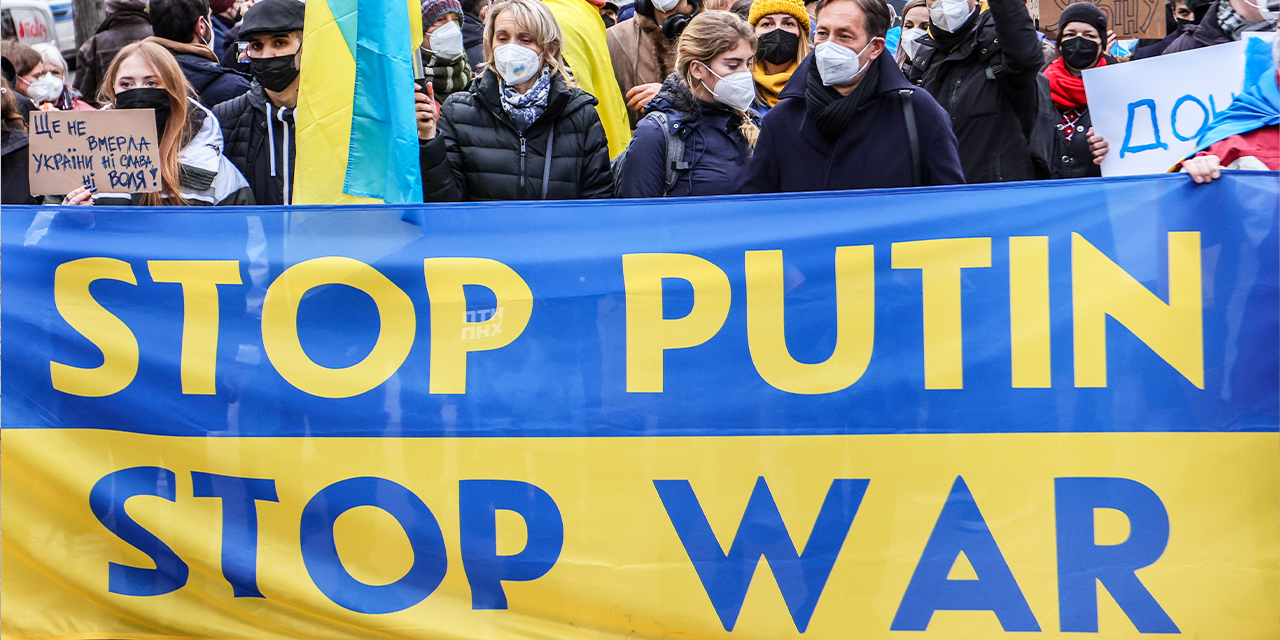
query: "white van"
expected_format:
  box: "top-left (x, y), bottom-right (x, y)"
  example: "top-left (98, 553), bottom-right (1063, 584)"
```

top-left (1, 0), bottom-right (77, 59)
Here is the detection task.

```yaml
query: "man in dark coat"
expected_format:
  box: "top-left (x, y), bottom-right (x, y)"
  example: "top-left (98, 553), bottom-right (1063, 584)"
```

top-left (213, 0), bottom-right (305, 205)
top-left (907, 0), bottom-right (1042, 183)
top-left (461, 0), bottom-right (490, 71)
top-left (74, 0), bottom-right (154, 105)
top-left (1164, 0), bottom-right (1275, 54)
top-left (147, 0), bottom-right (251, 108)
top-left (742, 0), bottom-right (964, 192)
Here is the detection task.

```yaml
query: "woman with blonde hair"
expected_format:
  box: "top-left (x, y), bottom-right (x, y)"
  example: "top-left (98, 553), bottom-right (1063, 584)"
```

top-left (748, 0), bottom-right (811, 114)
top-left (417, 0), bottom-right (612, 200)
top-left (615, 10), bottom-right (759, 197)
top-left (59, 41), bottom-right (252, 206)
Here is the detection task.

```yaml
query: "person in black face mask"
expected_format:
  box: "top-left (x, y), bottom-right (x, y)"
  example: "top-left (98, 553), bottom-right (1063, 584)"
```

top-left (1133, 0), bottom-right (1209, 59)
top-left (213, 0), bottom-right (305, 205)
top-left (747, 0), bottom-right (812, 115)
top-left (1042, 1), bottom-right (1106, 179)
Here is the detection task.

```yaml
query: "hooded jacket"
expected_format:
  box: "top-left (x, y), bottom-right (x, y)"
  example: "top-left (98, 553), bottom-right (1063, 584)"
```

top-left (607, 14), bottom-right (678, 126)
top-left (146, 36), bottom-right (252, 108)
top-left (618, 73), bottom-right (757, 198)
top-left (214, 82), bottom-right (296, 205)
top-left (420, 69), bottom-right (613, 201)
top-left (741, 52), bottom-right (964, 193)
top-left (907, 0), bottom-right (1043, 183)
top-left (74, 8), bottom-right (154, 105)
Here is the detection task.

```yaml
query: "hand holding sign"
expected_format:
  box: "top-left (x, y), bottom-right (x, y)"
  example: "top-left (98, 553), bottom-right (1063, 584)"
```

top-left (28, 110), bottom-right (162, 197)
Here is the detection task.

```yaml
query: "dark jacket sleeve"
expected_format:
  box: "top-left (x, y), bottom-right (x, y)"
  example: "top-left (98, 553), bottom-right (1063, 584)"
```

top-left (74, 39), bottom-right (99, 104)
top-left (617, 116), bottom-right (668, 198)
top-left (421, 102), bottom-right (467, 202)
top-left (217, 185), bottom-right (256, 205)
top-left (578, 107), bottom-right (614, 199)
top-left (989, 0), bottom-right (1042, 133)
top-left (913, 91), bottom-right (966, 185)
top-left (739, 114), bottom-right (782, 194)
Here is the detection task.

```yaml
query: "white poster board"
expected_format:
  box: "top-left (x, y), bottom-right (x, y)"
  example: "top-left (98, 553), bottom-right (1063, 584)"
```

top-left (1083, 39), bottom-right (1261, 176)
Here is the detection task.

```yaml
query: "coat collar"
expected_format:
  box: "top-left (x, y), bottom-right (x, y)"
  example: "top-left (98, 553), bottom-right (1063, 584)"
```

top-left (779, 49), bottom-right (913, 102)
top-left (471, 69), bottom-right (594, 135)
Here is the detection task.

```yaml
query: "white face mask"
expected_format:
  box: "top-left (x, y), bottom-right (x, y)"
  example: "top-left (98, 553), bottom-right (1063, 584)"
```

top-left (929, 0), bottom-right (973, 33)
top-left (493, 42), bottom-right (542, 85)
top-left (652, 0), bottom-right (681, 13)
top-left (26, 72), bottom-right (64, 104)
top-left (1244, 0), bottom-right (1278, 22)
top-left (900, 27), bottom-right (926, 59)
top-left (698, 62), bottom-right (755, 112)
top-left (814, 40), bottom-right (872, 86)
top-left (427, 20), bottom-right (466, 59)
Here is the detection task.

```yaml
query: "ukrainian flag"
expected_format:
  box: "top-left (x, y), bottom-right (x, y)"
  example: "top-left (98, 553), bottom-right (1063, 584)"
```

top-left (294, 0), bottom-right (424, 204)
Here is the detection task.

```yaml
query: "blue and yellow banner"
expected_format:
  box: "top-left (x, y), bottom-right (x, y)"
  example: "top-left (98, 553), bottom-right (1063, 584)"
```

top-left (3, 173), bottom-right (1278, 639)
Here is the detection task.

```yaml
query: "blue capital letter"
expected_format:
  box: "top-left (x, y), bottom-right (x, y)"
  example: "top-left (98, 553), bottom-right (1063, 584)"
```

top-left (89, 466), bottom-right (188, 596)
top-left (1120, 99), bottom-right (1168, 158)
top-left (1056, 477), bottom-right (1179, 633)
top-left (654, 477), bottom-right (869, 632)
top-left (891, 476), bottom-right (1039, 631)
top-left (459, 479), bottom-right (564, 610)
top-left (191, 472), bottom-right (278, 598)
top-left (299, 477), bottom-right (447, 614)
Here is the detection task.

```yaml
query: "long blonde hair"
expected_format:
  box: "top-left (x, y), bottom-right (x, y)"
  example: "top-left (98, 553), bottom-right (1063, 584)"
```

top-left (98, 41), bottom-right (197, 206)
top-left (482, 0), bottom-right (577, 87)
top-left (676, 11), bottom-right (759, 147)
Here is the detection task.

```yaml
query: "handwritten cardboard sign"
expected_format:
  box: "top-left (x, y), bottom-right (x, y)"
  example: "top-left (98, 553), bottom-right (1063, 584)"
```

top-left (28, 109), bottom-right (162, 196)
top-left (1083, 40), bottom-right (1254, 176)
top-left (1041, 0), bottom-right (1163, 39)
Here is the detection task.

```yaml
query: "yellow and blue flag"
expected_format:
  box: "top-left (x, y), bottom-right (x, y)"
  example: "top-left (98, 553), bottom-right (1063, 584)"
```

top-left (294, 0), bottom-right (424, 204)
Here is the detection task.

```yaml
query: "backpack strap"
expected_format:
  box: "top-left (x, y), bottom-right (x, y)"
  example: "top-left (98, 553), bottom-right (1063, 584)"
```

top-left (898, 89), bottom-right (921, 187)
top-left (648, 111), bottom-right (688, 197)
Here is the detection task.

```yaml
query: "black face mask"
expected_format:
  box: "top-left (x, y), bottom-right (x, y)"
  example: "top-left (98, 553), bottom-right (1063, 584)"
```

top-left (1060, 36), bottom-right (1100, 70)
top-left (250, 53), bottom-right (301, 92)
top-left (115, 87), bottom-right (172, 136)
top-left (1175, 16), bottom-right (1195, 27)
top-left (602, 14), bottom-right (616, 28)
top-left (757, 28), bottom-right (800, 66)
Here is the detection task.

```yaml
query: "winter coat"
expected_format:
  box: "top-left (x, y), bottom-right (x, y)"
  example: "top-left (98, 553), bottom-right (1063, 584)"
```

top-left (907, 0), bottom-right (1043, 183)
top-left (213, 82), bottom-right (295, 205)
top-left (618, 74), bottom-right (757, 198)
top-left (1132, 22), bottom-right (1195, 59)
top-left (210, 13), bottom-right (237, 62)
top-left (420, 69), bottom-right (613, 201)
top-left (2, 129), bottom-right (37, 205)
top-left (74, 8), bottom-right (153, 105)
top-left (146, 36), bottom-right (252, 108)
top-left (606, 14), bottom-right (678, 126)
top-left (742, 52), bottom-right (965, 193)
top-left (463, 10), bottom-right (486, 72)
top-left (1050, 106), bottom-right (1099, 179)
top-left (1165, 0), bottom-right (1274, 54)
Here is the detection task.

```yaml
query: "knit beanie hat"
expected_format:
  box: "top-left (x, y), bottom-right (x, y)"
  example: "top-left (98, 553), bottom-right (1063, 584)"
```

top-left (422, 0), bottom-right (465, 27)
top-left (209, 0), bottom-right (236, 15)
top-left (748, 0), bottom-right (810, 32)
top-left (1058, 2), bottom-right (1107, 36)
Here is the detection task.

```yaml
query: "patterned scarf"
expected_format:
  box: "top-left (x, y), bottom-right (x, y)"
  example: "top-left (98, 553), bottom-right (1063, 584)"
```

top-left (1218, 0), bottom-right (1249, 36)
top-left (499, 67), bottom-right (552, 134)
top-left (422, 50), bottom-right (473, 100)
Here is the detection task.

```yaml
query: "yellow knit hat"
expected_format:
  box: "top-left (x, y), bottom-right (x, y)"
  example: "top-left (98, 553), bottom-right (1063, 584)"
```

top-left (748, 0), bottom-right (810, 32)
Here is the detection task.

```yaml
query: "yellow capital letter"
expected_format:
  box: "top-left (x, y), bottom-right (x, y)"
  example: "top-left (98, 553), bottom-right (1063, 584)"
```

top-left (423, 258), bottom-right (533, 394)
top-left (1072, 232), bottom-right (1203, 388)
top-left (745, 246), bottom-right (875, 394)
top-left (623, 253), bottom-right (730, 393)
top-left (51, 258), bottom-right (139, 397)
top-left (1009, 237), bottom-right (1051, 388)
top-left (892, 238), bottom-right (992, 389)
top-left (262, 257), bottom-right (415, 398)
top-left (148, 260), bottom-right (242, 395)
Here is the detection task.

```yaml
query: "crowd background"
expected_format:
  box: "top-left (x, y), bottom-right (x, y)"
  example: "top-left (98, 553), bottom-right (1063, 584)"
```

top-left (1, 0), bottom-right (1276, 205)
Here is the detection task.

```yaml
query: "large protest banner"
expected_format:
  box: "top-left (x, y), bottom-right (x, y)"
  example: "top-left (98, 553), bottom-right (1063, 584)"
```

top-left (2, 173), bottom-right (1278, 639)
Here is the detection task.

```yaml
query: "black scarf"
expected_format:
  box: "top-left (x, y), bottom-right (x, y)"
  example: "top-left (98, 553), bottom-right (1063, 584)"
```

top-left (805, 54), bottom-right (882, 141)
top-left (929, 9), bottom-right (980, 52)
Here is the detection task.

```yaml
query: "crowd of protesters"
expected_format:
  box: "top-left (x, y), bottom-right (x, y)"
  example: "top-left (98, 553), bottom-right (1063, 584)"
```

top-left (1, 0), bottom-right (1277, 205)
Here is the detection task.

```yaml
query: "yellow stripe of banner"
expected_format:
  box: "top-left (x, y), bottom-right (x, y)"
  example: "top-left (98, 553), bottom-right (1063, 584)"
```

top-left (2, 431), bottom-right (1276, 639)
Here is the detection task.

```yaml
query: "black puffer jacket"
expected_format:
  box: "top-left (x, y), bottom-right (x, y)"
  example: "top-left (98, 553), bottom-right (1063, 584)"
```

top-left (907, 0), bottom-right (1042, 183)
top-left (420, 69), bottom-right (613, 201)
top-left (214, 83), bottom-right (295, 205)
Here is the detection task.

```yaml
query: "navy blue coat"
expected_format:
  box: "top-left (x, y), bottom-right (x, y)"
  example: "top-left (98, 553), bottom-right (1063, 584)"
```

top-left (742, 52), bottom-right (964, 193)
top-left (618, 74), bottom-right (756, 198)
top-left (173, 52), bottom-right (251, 109)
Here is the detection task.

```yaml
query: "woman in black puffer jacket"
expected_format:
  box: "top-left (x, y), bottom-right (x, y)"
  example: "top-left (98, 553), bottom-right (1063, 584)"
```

top-left (416, 0), bottom-right (612, 201)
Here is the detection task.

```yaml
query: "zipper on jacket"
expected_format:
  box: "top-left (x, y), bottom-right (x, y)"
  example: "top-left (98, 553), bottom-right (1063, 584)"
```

top-left (519, 137), bottom-right (527, 197)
